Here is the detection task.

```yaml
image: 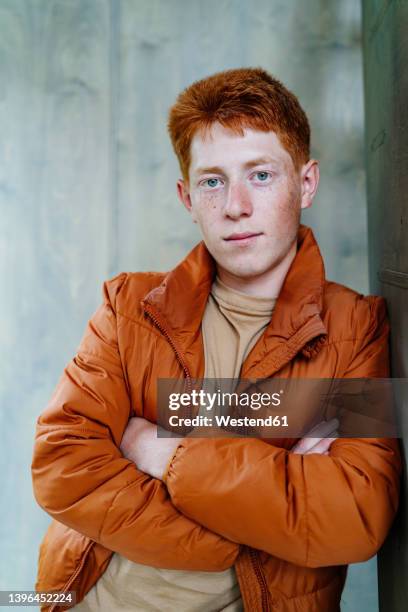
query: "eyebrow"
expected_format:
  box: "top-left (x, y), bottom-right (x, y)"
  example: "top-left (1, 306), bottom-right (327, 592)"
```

top-left (193, 156), bottom-right (281, 177)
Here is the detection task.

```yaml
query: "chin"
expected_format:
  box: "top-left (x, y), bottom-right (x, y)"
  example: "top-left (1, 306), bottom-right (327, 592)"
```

top-left (221, 260), bottom-right (271, 279)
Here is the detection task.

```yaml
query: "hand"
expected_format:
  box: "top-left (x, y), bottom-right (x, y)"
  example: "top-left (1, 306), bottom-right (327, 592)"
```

top-left (120, 417), bottom-right (181, 480)
top-left (291, 418), bottom-right (339, 455)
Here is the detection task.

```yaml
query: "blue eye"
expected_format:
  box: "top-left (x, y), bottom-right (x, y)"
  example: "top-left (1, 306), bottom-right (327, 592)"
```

top-left (206, 178), bottom-right (219, 188)
top-left (256, 172), bottom-right (270, 181)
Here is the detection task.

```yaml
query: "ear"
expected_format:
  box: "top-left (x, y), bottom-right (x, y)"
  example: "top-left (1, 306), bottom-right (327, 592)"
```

top-left (300, 159), bottom-right (319, 210)
top-left (177, 179), bottom-right (197, 223)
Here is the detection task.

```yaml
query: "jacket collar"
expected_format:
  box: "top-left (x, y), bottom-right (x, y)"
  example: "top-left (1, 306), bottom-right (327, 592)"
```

top-left (142, 224), bottom-right (328, 377)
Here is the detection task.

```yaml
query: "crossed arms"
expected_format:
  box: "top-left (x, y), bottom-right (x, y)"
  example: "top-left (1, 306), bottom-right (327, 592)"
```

top-left (31, 280), bottom-right (401, 571)
top-left (119, 413), bottom-right (338, 482)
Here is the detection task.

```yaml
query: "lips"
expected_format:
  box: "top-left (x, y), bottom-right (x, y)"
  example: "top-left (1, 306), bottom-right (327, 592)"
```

top-left (224, 232), bottom-right (262, 241)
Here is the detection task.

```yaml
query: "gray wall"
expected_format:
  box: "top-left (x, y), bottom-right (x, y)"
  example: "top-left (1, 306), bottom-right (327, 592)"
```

top-left (362, 1), bottom-right (408, 610)
top-left (0, 1), bottom-right (373, 609)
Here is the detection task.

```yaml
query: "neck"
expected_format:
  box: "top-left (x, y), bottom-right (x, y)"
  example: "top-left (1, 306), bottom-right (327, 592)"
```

top-left (216, 240), bottom-right (297, 298)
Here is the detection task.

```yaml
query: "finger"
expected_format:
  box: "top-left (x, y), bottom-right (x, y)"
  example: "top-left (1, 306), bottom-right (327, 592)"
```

top-left (304, 436), bottom-right (337, 455)
top-left (306, 430), bottom-right (338, 450)
top-left (292, 437), bottom-right (322, 454)
top-left (292, 431), bottom-right (338, 455)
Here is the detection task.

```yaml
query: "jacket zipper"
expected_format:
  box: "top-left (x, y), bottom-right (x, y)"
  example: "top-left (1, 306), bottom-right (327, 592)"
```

top-left (248, 548), bottom-right (272, 611)
top-left (143, 302), bottom-right (192, 383)
top-left (143, 302), bottom-right (194, 420)
top-left (48, 541), bottom-right (95, 612)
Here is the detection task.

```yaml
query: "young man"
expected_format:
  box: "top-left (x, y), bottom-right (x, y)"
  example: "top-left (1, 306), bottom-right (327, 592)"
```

top-left (32, 67), bottom-right (401, 612)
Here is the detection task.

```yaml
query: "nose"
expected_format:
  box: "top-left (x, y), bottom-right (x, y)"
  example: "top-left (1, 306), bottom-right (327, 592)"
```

top-left (223, 182), bottom-right (253, 219)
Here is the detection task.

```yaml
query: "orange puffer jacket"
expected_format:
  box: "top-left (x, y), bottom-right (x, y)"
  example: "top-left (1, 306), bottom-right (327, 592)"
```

top-left (31, 224), bottom-right (401, 612)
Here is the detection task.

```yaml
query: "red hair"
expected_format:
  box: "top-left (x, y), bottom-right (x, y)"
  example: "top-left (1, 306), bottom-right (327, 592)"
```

top-left (167, 67), bottom-right (310, 184)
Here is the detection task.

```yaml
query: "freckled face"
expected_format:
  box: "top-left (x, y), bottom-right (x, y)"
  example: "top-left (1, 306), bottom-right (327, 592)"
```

top-left (182, 123), bottom-right (307, 283)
